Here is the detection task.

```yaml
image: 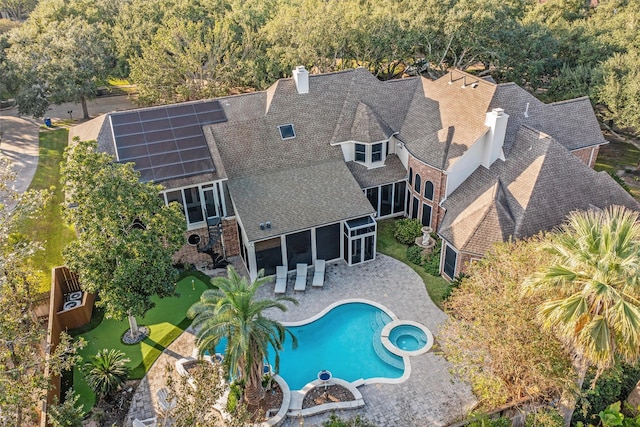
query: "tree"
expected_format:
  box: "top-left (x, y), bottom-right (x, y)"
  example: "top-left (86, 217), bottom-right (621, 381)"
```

top-left (5, 3), bottom-right (112, 119)
top-left (1, 155), bottom-right (85, 425)
top-left (441, 237), bottom-right (574, 410)
top-left (62, 139), bottom-right (186, 340)
top-left (524, 206), bottom-right (640, 424)
top-left (82, 349), bottom-right (130, 402)
top-left (47, 389), bottom-right (84, 427)
top-left (597, 50), bottom-right (640, 131)
top-left (187, 266), bottom-right (297, 406)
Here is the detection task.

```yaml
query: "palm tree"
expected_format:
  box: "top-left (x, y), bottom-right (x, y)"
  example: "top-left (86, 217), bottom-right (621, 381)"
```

top-left (187, 266), bottom-right (298, 406)
top-left (524, 206), bottom-right (640, 423)
top-left (82, 348), bottom-right (130, 402)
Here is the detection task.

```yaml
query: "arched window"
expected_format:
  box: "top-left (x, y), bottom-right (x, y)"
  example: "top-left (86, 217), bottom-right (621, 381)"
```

top-left (414, 174), bottom-right (421, 193)
top-left (408, 167), bottom-right (413, 185)
top-left (424, 181), bottom-right (434, 200)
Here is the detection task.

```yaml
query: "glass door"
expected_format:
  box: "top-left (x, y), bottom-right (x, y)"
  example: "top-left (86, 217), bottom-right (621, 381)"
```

top-left (202, 186), bottom-right (220, 220)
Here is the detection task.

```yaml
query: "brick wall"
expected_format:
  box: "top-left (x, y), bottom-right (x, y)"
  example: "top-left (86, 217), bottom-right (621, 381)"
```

top-left (222, 217), bottom-right (240, 257)
top-left (571, 146), bottom-right (600, 168)
top-left (407, 155), bottom-right (447, 230)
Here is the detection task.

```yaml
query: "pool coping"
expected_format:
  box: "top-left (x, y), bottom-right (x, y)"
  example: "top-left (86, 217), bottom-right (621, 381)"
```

top-left (381, 320), bottom-right (434, 357)
top-left (287, 377), bottom-right (364, 419)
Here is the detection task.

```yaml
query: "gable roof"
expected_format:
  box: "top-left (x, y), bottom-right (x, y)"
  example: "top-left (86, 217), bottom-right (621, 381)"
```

top-left (489, 83), bottom-right (606, 154)
top-left (439, 126), bottom-right (639, 254)
top-left (227, 160), bottom-right (374, 242)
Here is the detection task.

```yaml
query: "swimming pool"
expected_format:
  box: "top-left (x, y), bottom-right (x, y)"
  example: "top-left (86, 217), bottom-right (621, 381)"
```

top-left (212, 301), bottom-right (405, 390)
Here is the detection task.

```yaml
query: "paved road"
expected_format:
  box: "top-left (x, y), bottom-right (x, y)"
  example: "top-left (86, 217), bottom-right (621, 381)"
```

top-left (0, 95), bottom-right (136, 200)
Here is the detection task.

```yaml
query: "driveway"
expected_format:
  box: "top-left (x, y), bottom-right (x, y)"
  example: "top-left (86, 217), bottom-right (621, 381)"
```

top-left (0, 95), bottom-right (136, 202)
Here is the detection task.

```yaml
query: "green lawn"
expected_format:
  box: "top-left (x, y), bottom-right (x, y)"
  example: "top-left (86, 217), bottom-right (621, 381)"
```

top-left (71, 275), bottom-right (210, 411)
top-left (15, 129), bottom-right (76, 292)
top-left (377, 219), bottom-right (451, 308)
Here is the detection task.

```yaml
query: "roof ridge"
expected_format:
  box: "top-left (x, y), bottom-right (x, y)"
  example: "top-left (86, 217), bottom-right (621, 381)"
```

top-left (549, 96), bottom-right (592, 106)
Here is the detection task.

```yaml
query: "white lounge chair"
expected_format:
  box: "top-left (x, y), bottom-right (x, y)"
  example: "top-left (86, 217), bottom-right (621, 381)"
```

top-left (312, 259), bottom-right (326, 288)
top-left (157, 387), bottom-right (176, 412)
top-left (274, 266), bottom-right (287, 294)
top-left (294, 263), bottom-right (307, 292)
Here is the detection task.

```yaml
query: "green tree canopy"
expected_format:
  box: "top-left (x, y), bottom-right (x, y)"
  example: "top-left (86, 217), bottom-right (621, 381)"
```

top-left (61, 139), bottom-right (186, 337)
top-left (187, 266), bottom-right (297, 406)
top-left (5, 0), bottom-right (113, 118)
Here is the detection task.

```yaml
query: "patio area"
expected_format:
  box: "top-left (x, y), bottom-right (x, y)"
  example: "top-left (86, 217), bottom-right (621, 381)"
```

top-left (125, 254), bottom-right (475, 426)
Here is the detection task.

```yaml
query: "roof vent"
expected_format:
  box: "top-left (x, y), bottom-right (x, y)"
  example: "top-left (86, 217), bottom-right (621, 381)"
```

top-left (524, 102), bottom-right (530, 118)
top-left (292, 66), bottom-right (309, 94)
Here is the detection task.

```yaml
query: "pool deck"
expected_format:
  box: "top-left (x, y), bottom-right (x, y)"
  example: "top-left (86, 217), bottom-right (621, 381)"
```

top-left (125, 254), bottom-right (476, 426)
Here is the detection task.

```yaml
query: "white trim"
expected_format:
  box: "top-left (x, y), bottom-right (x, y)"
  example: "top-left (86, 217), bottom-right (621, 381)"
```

top-left (441, 241), bottom-right (458, 280)
top-left (587, 146), bottom-right (595, 167)
top-left (108, 116), bottom-right (119, 161)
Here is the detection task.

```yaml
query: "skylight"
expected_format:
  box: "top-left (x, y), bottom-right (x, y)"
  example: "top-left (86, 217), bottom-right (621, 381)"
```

top-left (278, 124), bottom-right (296, 140)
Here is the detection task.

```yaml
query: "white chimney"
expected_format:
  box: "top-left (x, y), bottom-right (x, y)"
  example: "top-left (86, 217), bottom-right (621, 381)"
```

top-left (482, 108), bottom-right (509, 168)
top-left (292, 65), bottom-right (309, 94)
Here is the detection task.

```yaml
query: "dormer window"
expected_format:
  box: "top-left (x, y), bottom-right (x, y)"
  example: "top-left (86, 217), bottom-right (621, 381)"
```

top-left (352, 141), bottom-right (387, 168)
top-left (372, 143), bottom-right (382, 162)
top-left (355, 144), bottom-right (366, 162)
top-left (278, 124), bottom-right (296, 140)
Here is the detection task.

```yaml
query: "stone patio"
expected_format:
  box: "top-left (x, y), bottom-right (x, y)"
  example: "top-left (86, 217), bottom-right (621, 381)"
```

top-left (125, 254), bottom-right (476, 426)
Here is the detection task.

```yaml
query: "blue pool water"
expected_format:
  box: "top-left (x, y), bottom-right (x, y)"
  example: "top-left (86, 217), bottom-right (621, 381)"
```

top-left (389, 325), bottom-right (428, 351)
top-left (212, 302), bottom-right (404, 390)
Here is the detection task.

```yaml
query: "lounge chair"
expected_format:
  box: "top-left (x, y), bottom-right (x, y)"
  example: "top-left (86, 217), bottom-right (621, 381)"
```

top-left (312, 259), bottom-right (326, 288)
top-left (133, 418), bottom-right (157, 427)
top-left (157, 387), bottom-right (176, 412)
top-left (294, 263), bottom-right (307, 292)
top-left (274, 266), bottom-right (287, 294)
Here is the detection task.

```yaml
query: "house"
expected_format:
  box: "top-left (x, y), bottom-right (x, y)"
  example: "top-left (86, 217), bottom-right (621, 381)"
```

top-left (70, 67), bottom-right (639, 281)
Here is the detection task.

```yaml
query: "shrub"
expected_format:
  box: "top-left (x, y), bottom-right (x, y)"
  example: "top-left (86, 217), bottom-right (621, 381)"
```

top-left (82, 349), bottom-right (130, 401)
top-left (423, 238), bottom-right (442, 276)
top-left (322, 414), bottom-right (376, 427)
top-left (47, 389), bottom-right (84, 427)
top-left (227, 383), bottom-right (242, 413)
top-left (467, 414), bottom-right (511, 427)
top-left (393, 218), bottom-right (423, 245)
top-left (406, 245), bottom-right (424, 265)
top-left (524, 408), bottom-right (563, 427)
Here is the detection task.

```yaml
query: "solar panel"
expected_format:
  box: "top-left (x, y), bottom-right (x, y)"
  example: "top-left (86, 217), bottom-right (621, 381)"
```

top-left (110, 100), bottom-right (226, 182)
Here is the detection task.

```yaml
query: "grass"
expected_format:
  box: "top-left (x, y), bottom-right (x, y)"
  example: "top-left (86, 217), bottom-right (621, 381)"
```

top-left (15, 129), bottom-right (76, 293)
top-left (376, 219), bottom-right (451, 308)
top-left (71, 274), bottom-right (211, 411)
top-left (595, 138), bottom-right (640, 200)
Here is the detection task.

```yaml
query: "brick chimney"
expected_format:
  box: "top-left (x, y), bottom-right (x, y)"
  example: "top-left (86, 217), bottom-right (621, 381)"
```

top-left (293, 66), bottom-right (309, 94)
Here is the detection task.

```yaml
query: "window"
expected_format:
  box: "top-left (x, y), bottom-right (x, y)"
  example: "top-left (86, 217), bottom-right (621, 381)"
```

top-left (372, 143), bottom-right (383, 162)
top-left (255, 237), bottom-right (282, 276)
top-left (414, 174), bottom-right (421, 193)
top-left (316, 223), bottom-right (341, 261)
top-left (366, 187), bottom-right (379, 212)
top-left (411, 197), bottom-right (419, 219)
top-left (380, 184), bottom-right (392, 216)
top-left (443, 244), bottom-right (457, 279)
top-left (355, 144), bottom-right (366, 162)
top-left (278, 124), bottom-right (296, 139)
top-left (286, 230), bottom-right (312, 266)
top-left (421, 203), bottom-right (432, 227)
top-left (408, 167), bottom-right (413, 185)
top-left (424, 181), bottom-right (434, 200)
top-left (393, 182), bottom-right (406, 214)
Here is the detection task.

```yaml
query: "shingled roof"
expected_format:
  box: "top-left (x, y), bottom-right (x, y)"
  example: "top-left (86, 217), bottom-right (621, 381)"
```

top-left (439, 126), bottom-right (639, 255)
top-left (489, 83), bottom-right (606, 154)
top-left (227, 160), bottom-right (374, 242)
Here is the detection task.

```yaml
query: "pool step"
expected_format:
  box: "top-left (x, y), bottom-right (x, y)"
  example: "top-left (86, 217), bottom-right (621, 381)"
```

top-left (369, 311), bottom-right (390, 332)
top-left (371, 326), bottom-right (404, 370)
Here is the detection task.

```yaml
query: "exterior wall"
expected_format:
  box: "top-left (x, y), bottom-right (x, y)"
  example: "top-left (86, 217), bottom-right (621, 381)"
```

top-left (571, 145), bottom-right (600, 168)
top-left (456, 252), bottom-right (479, 277)
top-left (445, 134), bottom-right (486, 197)
top-left (172, 218), bottom-right (240, 268)
top-left (407, 155), bottom-right (447, 230)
